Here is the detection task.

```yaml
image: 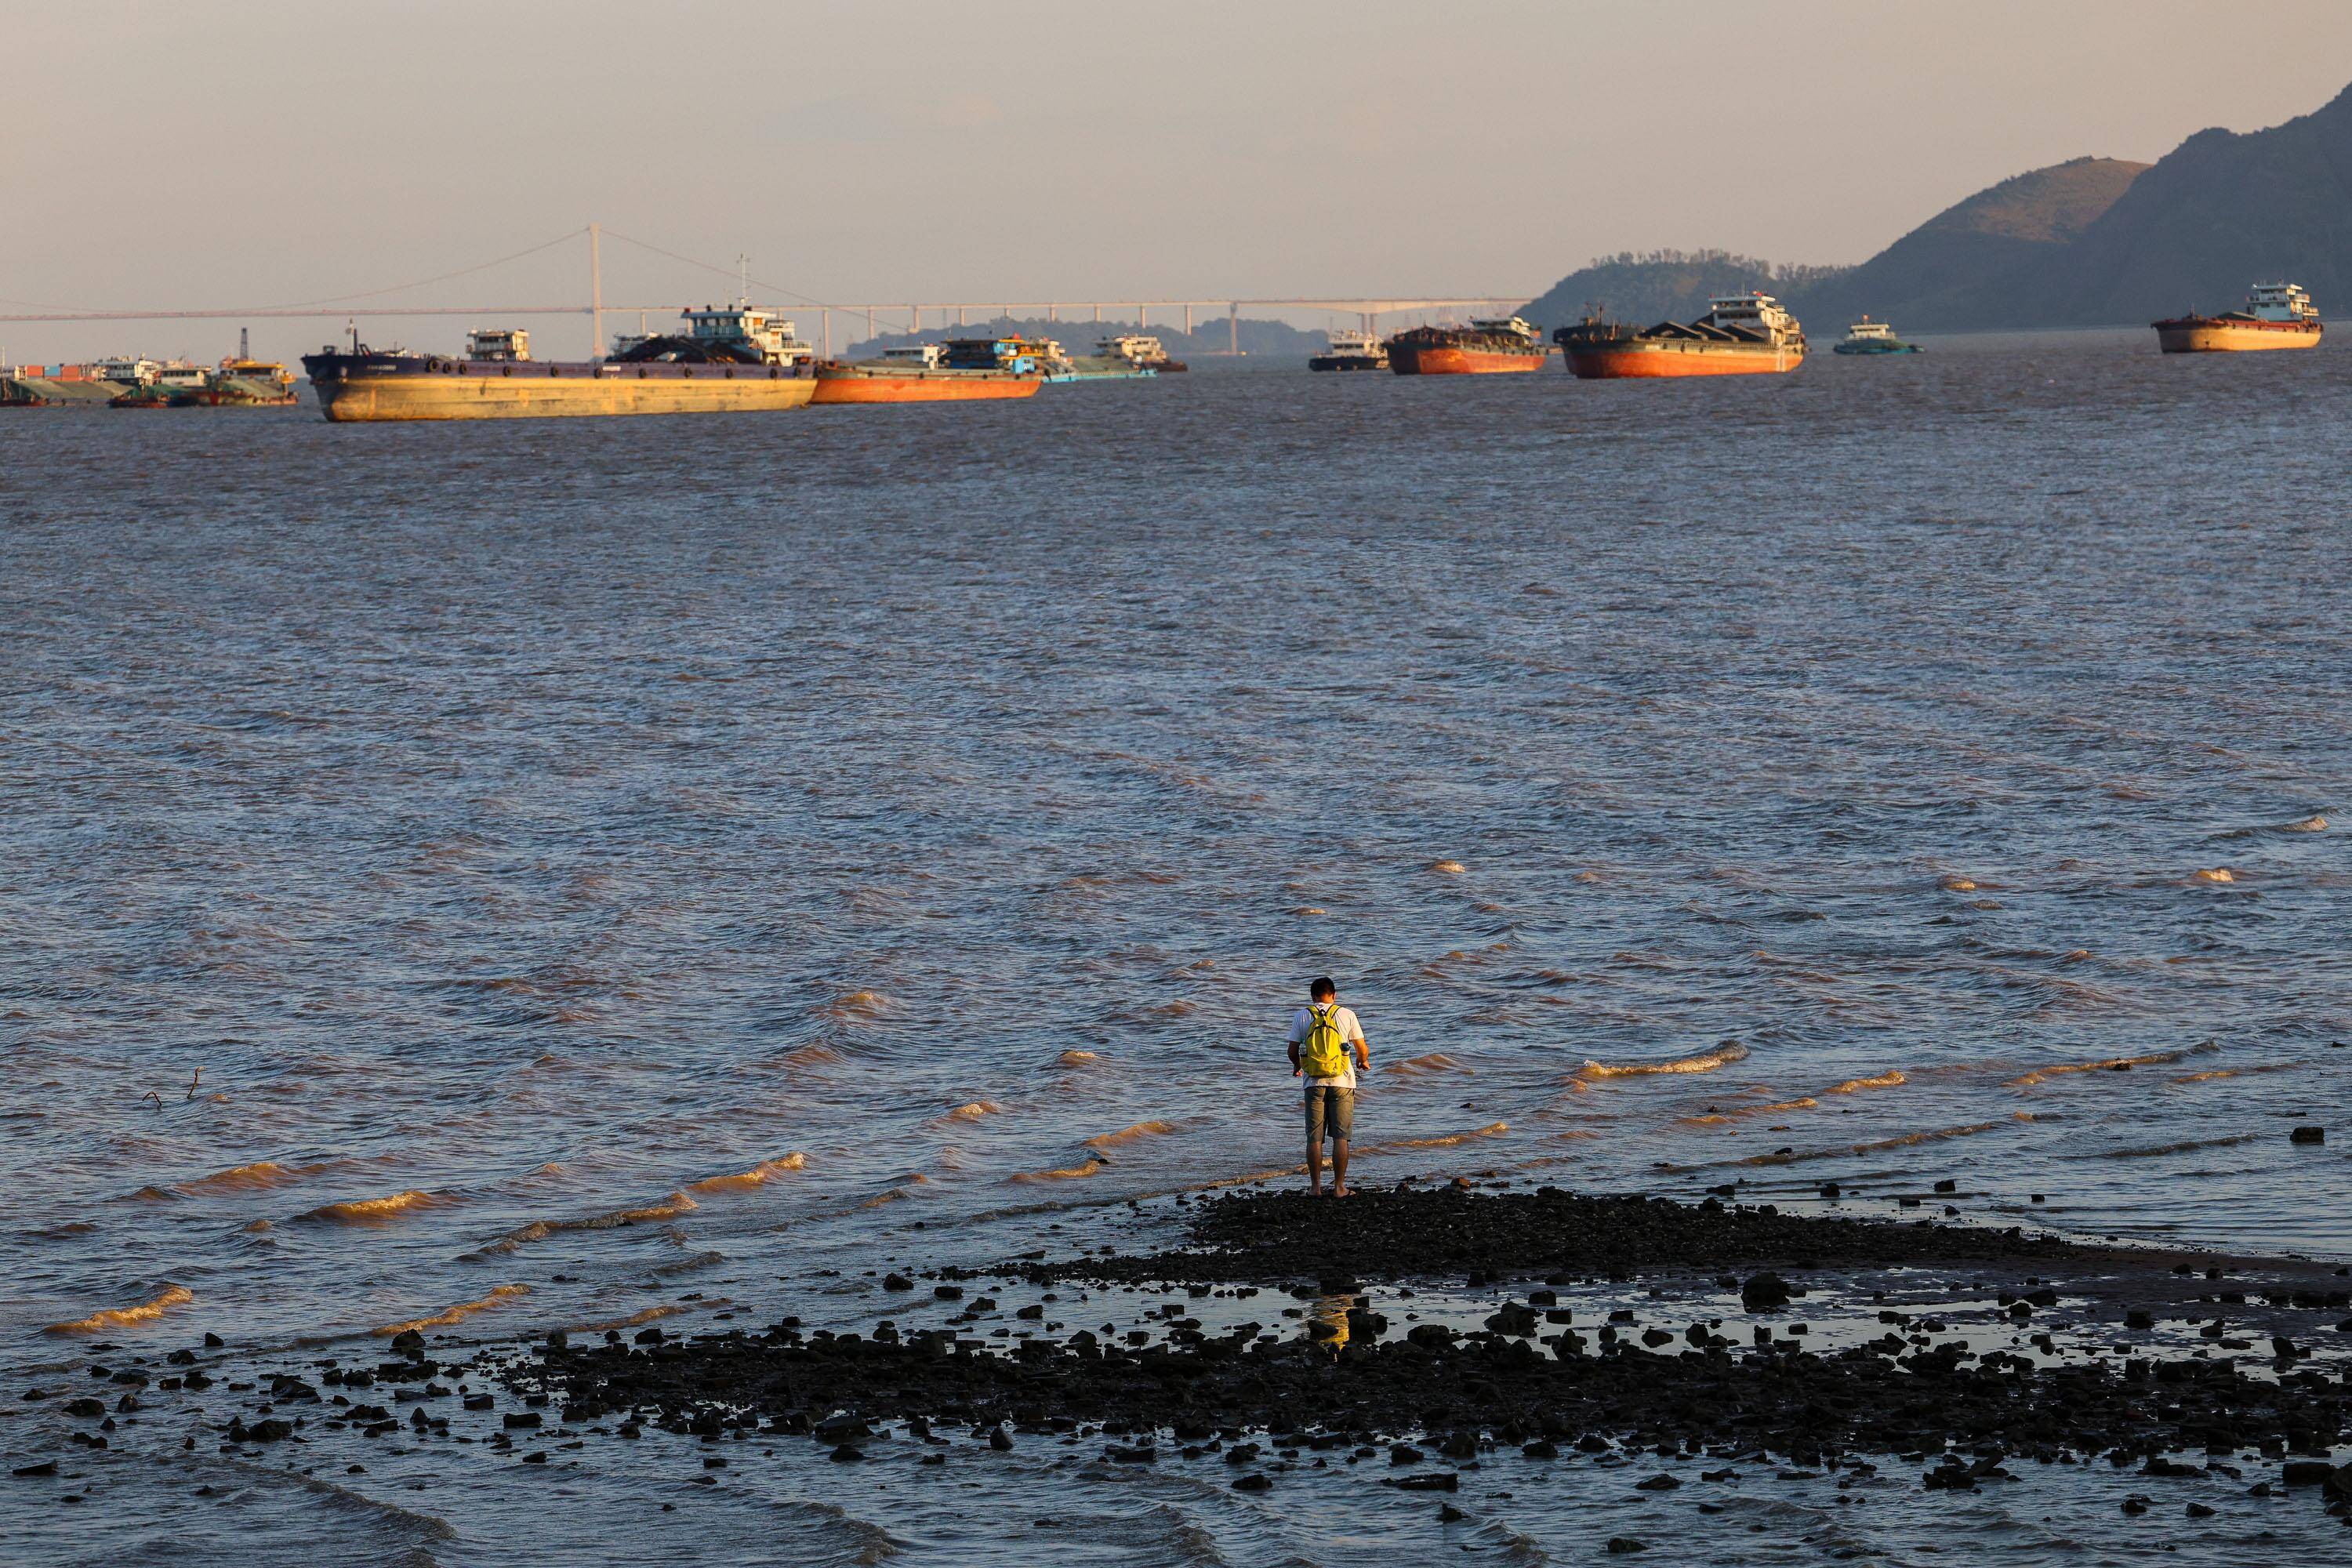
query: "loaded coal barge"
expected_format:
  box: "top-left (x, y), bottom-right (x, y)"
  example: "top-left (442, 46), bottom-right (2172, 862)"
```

top-left (300, 305), bottom-right (818, 421)
top-left (1386, 315), bottom-right (1548, 375)
top-left (809, 337), bottom-right (1047, 404)
top-left (1556, 292), bottom-right (1806, 378)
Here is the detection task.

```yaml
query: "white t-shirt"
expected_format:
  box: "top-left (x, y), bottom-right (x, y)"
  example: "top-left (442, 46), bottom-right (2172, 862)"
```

top-left (1290, 1004), bottom-right (1366, 1090)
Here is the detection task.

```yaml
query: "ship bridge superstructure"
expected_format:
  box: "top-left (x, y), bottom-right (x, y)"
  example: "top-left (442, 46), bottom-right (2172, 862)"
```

top-left (2246, 283), bottom-right (2318, 323)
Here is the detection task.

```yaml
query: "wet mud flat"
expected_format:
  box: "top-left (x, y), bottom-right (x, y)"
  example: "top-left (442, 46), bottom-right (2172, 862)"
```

top-left (503, 1189), bottom-right (2352, 1512)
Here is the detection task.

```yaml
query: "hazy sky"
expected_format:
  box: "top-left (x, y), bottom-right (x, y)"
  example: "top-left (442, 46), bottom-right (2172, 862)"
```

top-left (6, 0), bottom-right (2351, 361)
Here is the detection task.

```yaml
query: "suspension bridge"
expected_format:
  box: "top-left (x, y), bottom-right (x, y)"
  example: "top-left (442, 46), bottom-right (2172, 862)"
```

top-left (0, 226), bottom-right (1537, 360)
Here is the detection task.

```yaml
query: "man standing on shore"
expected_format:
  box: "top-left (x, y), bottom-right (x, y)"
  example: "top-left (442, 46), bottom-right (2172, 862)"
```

top-left (1287, 977), bottom-right (1370, 1198)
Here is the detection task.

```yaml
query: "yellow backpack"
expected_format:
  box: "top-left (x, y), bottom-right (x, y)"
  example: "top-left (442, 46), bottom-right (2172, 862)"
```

top-left (1300, 1003), bottom-right (1349, 1077)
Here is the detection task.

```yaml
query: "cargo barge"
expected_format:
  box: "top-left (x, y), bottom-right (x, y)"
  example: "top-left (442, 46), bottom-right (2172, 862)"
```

top-left (1556, 293), bottom-right (1806, 378)
top-left (1044, 333), bottom-right (1185, 381)
top-left (1387, 316), bottom-right (1547, 375)
top-left (7, 332), bottom-right (298, 408)
top-left (811, 338), bottom-right (1047, 404)
top-left (300, 307), bottom-right (818, 421)
top-left (2154, 282), bottom-right (2322, 353)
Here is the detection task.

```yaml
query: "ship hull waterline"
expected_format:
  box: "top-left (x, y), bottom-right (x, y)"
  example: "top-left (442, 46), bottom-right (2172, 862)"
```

top-left (303, 359), bottom-right (818, 422)
top-left (1563, 343), bottom-right (1805, 379)
top-left (1388, 346), bottom-right (1548, 376)
top-left (2152, 320), bottom-right (2323, 354)
top-left (810, 368), bottom-right (1044, 404)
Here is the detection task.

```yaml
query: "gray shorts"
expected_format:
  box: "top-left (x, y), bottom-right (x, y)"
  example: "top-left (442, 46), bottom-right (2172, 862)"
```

top-left (1304, 1083), bottom-right (1355, 1145)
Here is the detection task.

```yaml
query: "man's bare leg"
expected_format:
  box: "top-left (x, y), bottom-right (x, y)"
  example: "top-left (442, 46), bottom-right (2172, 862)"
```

top-left (1306, 1138), bottom-right (1324, 1196)
top-left (1331, 1138), bottom-right (1350, 1199)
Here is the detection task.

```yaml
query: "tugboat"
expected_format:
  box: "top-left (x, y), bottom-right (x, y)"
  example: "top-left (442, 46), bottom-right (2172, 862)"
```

top-left (809, 336), bottom-right (1047, 404)
top-left (1386, 316), bottom-right (1547, 375)
top-left (1832, 317), bottom-right (1921, 356)
top-left (1555, 293), bottom-right (1806, 378)
top-left (2154, 282), bottom-right (2322, 353)
top-left (1308, 328), bottom-right (1389, 372)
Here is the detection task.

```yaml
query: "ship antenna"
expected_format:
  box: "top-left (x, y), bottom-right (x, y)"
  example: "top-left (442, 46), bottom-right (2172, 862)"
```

top-left (737, 253), bottom-right (750, 307)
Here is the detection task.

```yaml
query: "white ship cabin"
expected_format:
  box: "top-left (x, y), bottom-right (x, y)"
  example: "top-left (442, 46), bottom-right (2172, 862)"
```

top-left (2247, 282), bottom-right (2318, 322)
top-left (1468, 316), bottom-right (1538, 341)
top-left (1325, 329), bottom-right (1380, 352)
top-left (1706, 292), bottom-right (1798, 339)
top-left (1099, 333), bottom-right (1166, 363)
top-left (95, 356), bottom-right (160, 385)
top-left (154, 360), bottom-right (209, 387)
top-left (466, 328), bottom-right (532, 362)
top-left (684, 304), bottom-right (814, 366)
top-left (880, 344), bottom-right (946, 368)
top-left (609, 332), bottom-right (651, 358)
top-left (1844, 317), bottom-right (1895, 341)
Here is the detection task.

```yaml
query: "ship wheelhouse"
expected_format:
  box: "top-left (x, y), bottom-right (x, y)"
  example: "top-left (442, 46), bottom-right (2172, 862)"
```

top-left (2246, 283), bottom-right (2318, 323)
top-left (684, 304), bottom-right (814, 366)
top-left (466, 328), bottom-right (532, 362)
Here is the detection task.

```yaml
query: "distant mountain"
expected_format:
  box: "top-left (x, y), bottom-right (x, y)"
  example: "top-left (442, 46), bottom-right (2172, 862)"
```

top-left (1519, 250), bottom-right (1849, 332)
top-left (842, 314), bottom-right (1323, 359)
top-left (1523, 78), bottom-right (2352, 335)
top-left (1787, 156), bottom-right (2149, 330)
top-left (2014, 82), bottom-right (2352, 326)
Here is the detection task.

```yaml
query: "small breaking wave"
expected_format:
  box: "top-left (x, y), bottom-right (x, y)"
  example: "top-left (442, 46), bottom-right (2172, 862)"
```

top-left (470, 1191), bottom-right (699, 1256)
top-left (2011, 1042), bottom-right (2215, 1087)
top-left (2172, 1062), bottom-right (2305, 1084)
top-left (297, 1189), bottom-right (452, 1225)
top-left (825, 989), bottom-right (896, 1022)
top-left (1387, 1052), bottom-right (1472, 1076)
top-left (941, 1100), bottom-right (1003, 1123)
top-left (179, 1159), bottom-right (343, 1195)
top-left (1680, 1097), bottom-right (1818, 1126)
top-left (374, 1283), bottom-right (530, 1336)
top-left (1827, 1070), bottom-right (1907, 1094)
top-left (1058, 1050), bottom-right (1099, 1066)
top-left (1429, 858), bottom-right (1466, 874)
top-left (1087, 1120), bottom-right (1176, 1149)
top-left (1581, 1041), bottom-right (1748, 1079)
top-left (45, 1283), bottom-right (193, 1335)
top-left (1012, 1157), bottom-right (1106, 1182)
top-left (684, 1153), bottom-right (806, 1194)
top-left (1374, 1120), bottom-right (1510, 1151)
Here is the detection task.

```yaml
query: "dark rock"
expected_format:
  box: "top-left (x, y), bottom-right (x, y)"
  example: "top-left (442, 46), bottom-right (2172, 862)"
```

top-left (1231, 1472), bottom-right (1271, 1491)
top-left (13, 1461), bottom-right (58, 1477)
top-left (1606, 1538), bottom-right (1646, 1555)
top-left (1741, 1272), bottom-right (1792, 1311)
top-left (2288, 1127), bottom-right (2324, 1145)
top-left (1389, 1472), bottom-right (1459, 1492)
top-left (1634, 1473), bottom-right (1681, 1491)
top-left (884, 1274), bottom-right (913, 1291)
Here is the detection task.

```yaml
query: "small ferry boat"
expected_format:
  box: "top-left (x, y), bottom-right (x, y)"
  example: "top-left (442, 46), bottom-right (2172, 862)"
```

top-left (1555, 293), bottom-right (1806, 379)
top-left (1832, 317), bottom-right (1921, 356)
top-left (2153, 282), bottom-right (2322, 353)
top-left (1388, 316), bottom-right (1548, 375)
top-left (1308, 328), bottom-right (1389, 372)
top-left (810, 336), bottom-right (1047, 404)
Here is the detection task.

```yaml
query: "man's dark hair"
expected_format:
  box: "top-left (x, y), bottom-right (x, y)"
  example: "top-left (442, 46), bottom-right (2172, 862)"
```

top-left (1309, 977), bottom-right (1336, 1000)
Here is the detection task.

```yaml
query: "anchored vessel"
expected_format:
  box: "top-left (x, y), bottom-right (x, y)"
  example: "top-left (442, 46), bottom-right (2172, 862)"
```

top-left (301, 306), bottom-right (818, 421)
top-left (1387, 316), bottom-right (1547, 375)
top-left (7, 332), bottom-right (298, 408)
top-left (1308, 329), bottom-right (1389, 372)
top-left (1831, 317), bottom-right (1921, 356)
top-left (1555, 293), bottom-right (1807, 378)
top-left (811, 337), bottom-right (1047, 404)
top-left (2153, 283), bottom-right (2322, 353)
top-left (1045, 333), bottom-right (1187, 381)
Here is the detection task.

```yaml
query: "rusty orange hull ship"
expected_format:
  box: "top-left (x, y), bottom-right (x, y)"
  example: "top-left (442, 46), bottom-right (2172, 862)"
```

top-left (1387, 343), bottom-right (1547, 376)
top-left (811, 365), bottom-right (1044, 404)
top-left (2152, 316), bottom-right (2323, 353)
top-left (1562, 340), bottom-right (1804, 378)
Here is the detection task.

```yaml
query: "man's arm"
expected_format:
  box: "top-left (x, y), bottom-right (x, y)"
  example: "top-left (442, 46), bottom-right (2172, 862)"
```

top-left (1350, 1013), bottom-right (1370, 1072)
top-left (1287, 1012), bottom-right (1304, 1076)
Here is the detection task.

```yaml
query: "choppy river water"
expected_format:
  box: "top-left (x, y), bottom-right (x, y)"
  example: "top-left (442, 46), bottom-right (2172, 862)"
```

top-left (2, 332), bottom-right (2348, 1563)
